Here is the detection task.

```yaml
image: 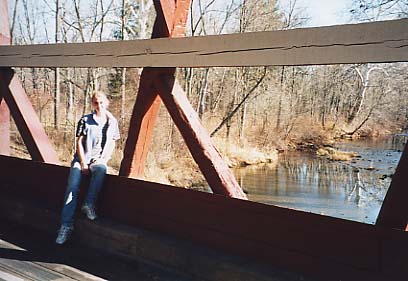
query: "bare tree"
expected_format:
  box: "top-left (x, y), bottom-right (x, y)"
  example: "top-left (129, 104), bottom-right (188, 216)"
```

top-left (275, 0), bottom-right (309, 131)
top-left (211, 67), bottom-right (267, 137)
top-left (350, 0), bottom-right (408, 21)
top-left (10, 0), bottom-right (20, 43)
top-left (54, 0), bottom-right (61, 129)
top-left (347, 66), bottom-right (389, 124)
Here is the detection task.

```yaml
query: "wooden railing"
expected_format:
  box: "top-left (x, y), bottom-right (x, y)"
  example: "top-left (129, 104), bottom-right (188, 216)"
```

top-left (1, 1), bottom-right (408, 230)
top-left (0, 19), bottom-right (407, 68)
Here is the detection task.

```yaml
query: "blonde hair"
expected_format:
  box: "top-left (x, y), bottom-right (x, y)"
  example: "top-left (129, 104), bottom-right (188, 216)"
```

top-left (91, 91), bottom-right (109, 107)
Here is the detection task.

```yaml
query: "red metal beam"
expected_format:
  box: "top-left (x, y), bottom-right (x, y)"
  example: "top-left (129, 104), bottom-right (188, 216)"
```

top-left (119, 0), bottom-right (190, 177)
top-left (0, 0), bottom-right (11, 155)
top-left (376, 141), bottom-right (408, 230)
top-left (0, 68), bottom-right (60, 164)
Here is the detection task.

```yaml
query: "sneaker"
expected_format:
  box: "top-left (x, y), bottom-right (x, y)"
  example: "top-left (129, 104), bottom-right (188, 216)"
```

top-left (81, 204), bottom-right (97, 220)
top-left (56, 225), bottom-right (73, 245)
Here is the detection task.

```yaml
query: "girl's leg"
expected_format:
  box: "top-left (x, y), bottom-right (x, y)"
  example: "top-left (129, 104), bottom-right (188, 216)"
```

top-left (84, 163), bottom-right (107, 207)
top-left (60, 162), bottom-right (82, 227)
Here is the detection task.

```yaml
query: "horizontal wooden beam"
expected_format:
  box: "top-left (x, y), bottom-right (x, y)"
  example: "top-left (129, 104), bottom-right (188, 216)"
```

top-left (0, 19), bottom-right (407, 68)
top-left (1, 155), bottom-right (408, 280)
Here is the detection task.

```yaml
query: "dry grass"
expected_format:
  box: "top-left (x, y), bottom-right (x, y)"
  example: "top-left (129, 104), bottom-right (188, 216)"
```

top-left (316, 147), bottom-right (359, 161)
top-left (140, 138), bottom-right (280, 188)
top-left (215, 140), bottom-right (279, 167)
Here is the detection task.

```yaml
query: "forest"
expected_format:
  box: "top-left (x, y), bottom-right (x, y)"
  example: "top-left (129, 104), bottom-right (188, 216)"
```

top-left (6, 0), bottom-right (408, 187)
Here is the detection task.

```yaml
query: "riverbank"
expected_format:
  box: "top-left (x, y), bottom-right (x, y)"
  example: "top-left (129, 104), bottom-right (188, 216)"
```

top-left (162, 130), bottom-right (405, 189)
top-left (234, 136), bottom-right (405, 224)
top-left (8, 122), bottom-right (406, 190)
top-left (144, 141), bottom-right (279, 188)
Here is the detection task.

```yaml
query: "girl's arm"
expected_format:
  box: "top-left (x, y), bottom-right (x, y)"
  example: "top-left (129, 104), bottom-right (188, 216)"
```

top-left (100, 140), bottom-right (116, 163)
top-left (76, 135), bottom-right (89, 174)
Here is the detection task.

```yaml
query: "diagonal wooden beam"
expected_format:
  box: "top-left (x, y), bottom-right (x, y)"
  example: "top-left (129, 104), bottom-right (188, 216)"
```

top-left (376, 141), bottom-right (408, 230)
top-left (0, 68), bottom-right (60, 164)
top-left (120, 0), bottom-right (246, 199)
top-left (120, 0), bottom-right (190, 177)
top-left (0, 0), bottom-right (11, 155)
top-left (119, 67), bottom-right (163, 177)
top-left (157, 73), bottom-right (247, 199)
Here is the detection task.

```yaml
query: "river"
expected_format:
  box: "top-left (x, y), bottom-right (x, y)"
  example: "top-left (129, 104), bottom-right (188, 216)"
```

top-left (233, 135), bottom-right (407, 224)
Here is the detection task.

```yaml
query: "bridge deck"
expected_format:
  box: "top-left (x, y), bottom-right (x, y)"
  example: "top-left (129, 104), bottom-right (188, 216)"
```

top-left (0, 219), bottom-right (192, 281)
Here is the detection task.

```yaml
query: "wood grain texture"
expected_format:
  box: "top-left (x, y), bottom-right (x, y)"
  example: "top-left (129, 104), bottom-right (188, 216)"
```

top-left (0, 19), bottom-right (407, 67)
top-left (0, 155), bottom-right (407, 280)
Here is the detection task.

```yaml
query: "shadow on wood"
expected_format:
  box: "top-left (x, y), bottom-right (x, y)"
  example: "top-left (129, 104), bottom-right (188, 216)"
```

top-left (0, 155), bottom-right (407, 280)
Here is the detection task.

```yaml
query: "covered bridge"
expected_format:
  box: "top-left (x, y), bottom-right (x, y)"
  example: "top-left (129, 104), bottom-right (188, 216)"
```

top-left (0, 0), bottom-right (408, 280)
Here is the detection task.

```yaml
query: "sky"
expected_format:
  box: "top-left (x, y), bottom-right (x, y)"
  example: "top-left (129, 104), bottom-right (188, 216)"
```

top-left (293, 0), bottom-right (353, 27)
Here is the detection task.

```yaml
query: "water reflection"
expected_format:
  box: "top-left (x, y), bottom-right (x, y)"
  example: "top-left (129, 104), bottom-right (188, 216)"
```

top-left (234, 136), bottom-right (407, 224)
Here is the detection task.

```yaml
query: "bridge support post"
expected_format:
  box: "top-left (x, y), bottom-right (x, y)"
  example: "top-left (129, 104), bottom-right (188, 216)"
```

top-left (119, 0), bottom-right (189, 178)
top-left (119, 0), bottom-right (246, 199)
top-left (0, 0), bottom-right (11, 156)
top-left (376, 141), bottom-right (408, 231)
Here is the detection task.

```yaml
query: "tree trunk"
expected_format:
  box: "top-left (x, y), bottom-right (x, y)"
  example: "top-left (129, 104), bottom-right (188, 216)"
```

top-left (67, 68), bottom-right (74, 121)
top-left (121, 67), bottom-right (126, 122)
top-left (197, 68), bottom-right (210, 119)
top-left (10, 0), bottom-right (19, 44)
top-left (211, 68), bottom-right (266, 137)
top-left (54, 0), bottom-right (60, 129)
top-left (121, 0), bottom-right (127, 122)
top-left (276, 66), bottom-right (285, 131)
top-left (239, 101), bottom-right (246, 144)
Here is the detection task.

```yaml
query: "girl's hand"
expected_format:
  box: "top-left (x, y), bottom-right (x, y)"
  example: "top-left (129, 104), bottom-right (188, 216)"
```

top-left (80, 162), bottom-right (89, 175)
top-left (90, 158), bottom-right (107, 166)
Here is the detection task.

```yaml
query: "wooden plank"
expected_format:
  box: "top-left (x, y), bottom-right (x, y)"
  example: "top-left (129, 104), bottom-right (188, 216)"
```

top-left (120, 0), bottom-right (190, 178)
top-left (0, 69), bottom-right (59, 164)
top-left (376, 141), bottom-right (408, 230)
top-left (0, 19), bottom-right (407, 67)
top-left (0, 0), bottom-right (11, 156)
top-left (0, 197), bottom-right (312, 281)
top-left (0, 259), bottom-right (70, 281)
top-left (0, 217), bottom-right (185, 281)
top-left (156, 74), bottom-right (247, 199)
top-left (3, 155), bottom-right (408, 281)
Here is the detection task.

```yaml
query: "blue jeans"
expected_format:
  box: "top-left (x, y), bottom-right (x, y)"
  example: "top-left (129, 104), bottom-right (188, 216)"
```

top-left (60, 161), bottom-right (107, 227)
